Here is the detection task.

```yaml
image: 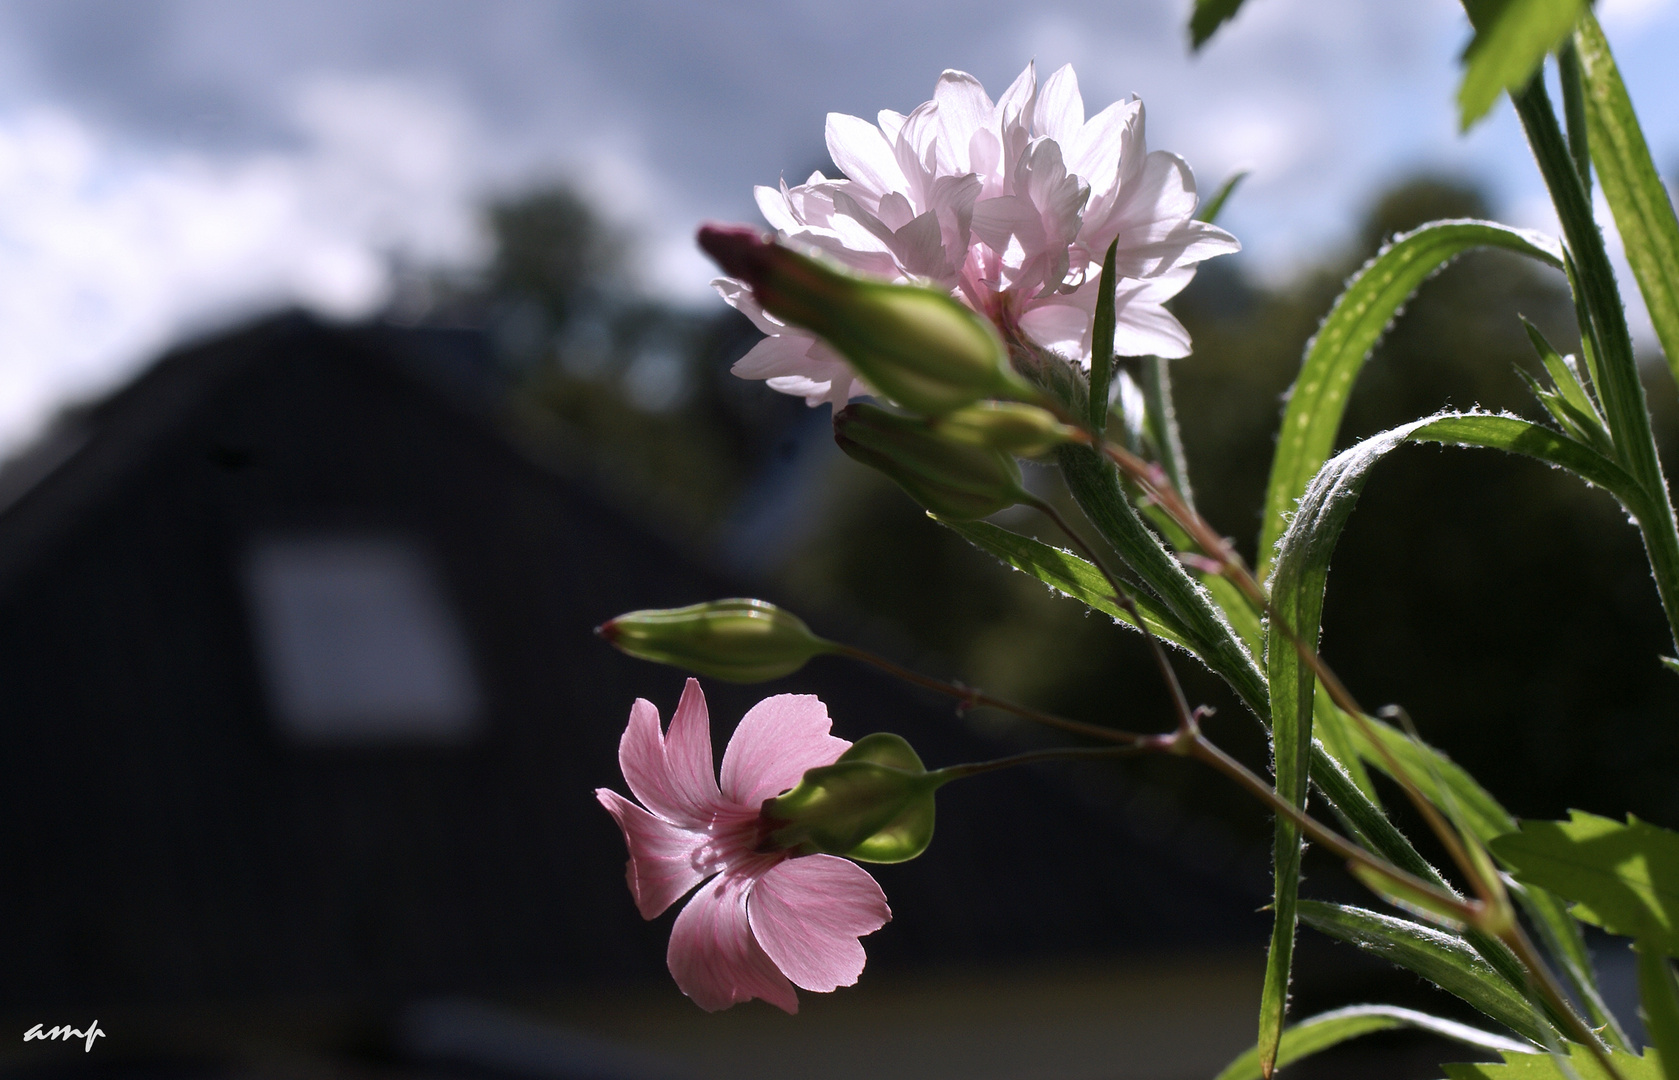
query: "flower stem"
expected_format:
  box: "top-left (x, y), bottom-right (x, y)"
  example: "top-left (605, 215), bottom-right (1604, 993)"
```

top-left (829, 642), bottom-right (1145, 745)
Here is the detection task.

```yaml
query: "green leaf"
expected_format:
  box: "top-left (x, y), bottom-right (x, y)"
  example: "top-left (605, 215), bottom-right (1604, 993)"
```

top-left (1057, 444), bottom-right (1269, 714)
top-left (1190, 0), bottom-right (1247, 49)
top-left (1509, 76), bottom-right (1679, 656)
top-left (1574, 11), bottom-right (1679, 397)
top-left (1199, 169), bottom-right (1250, 226)
top-left (1638, 944), bottom-right (1679, 1080)
top-left (1458, 0), bottom-right (1587, 131)
top-left (1492, 812), bottom-right (1679, 955)
top-left (1257, 221), bottom-right (1563, 578)
top-left (1444, 1046), bottom-right (1662, 1080)
top-left (1336, 713), bottom-right (1515, 845)
top-left (1298, 901), bottom-right (1550, 1044)
top-left (1558, 35), bottom-right (1593, 192)
top-left (930, 516), bottom-right (1194, 651)
top-left (1088, 238), bottom-right (1120, 433)
top-left (1311, 689), bottom-right (1381, 806)
top-left (1523, 317), bottom-right (1605, 423)
top-left (1141, 355), bottom-right (1195, 507)
top-left (1411, 412), bottom-right (1649, 519)
top-left (1213, 1004), bottom-right (1530, 1080)
top-left (1325, 711), bottom-right (1625, 1043)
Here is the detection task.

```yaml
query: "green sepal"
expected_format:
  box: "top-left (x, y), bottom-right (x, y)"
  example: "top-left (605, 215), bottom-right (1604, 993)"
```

top-left (762, 733), bottom-right (940, 864)
top-left (834, 402), bottom-right (1031, 520)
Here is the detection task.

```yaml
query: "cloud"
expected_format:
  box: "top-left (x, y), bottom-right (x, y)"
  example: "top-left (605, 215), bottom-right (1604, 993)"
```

top-left (0, 75), bottom-right (485, 453)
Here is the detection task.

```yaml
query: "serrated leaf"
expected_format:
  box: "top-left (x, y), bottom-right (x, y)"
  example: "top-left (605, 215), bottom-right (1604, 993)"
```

top-left (1459, 0), bottom-right (1587, 131)
top-left (1575, 12), bottom-right (1679, 396)
top-left (1257, 221), bottom-right (1563, 578)
top-left (1298, 901), bottom-right (1550, 1044)
top-left (930, 515), bottom-right (1194, 651)
top-left (1492, 812), bottom-right (1679, 956)
top-left (1213, 1004), bottom-right (1530, 1080)
top-left (1190, 0), bottom-right (1247, 49)
top-left (1444, 1046), bottom-right (1661, 1080)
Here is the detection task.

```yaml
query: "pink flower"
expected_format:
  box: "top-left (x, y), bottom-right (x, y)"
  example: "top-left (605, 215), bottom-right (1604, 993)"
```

top-left (715, 62), bottom-right (1239, 408)
top-left (596, 678), bottom-right (892, 1012)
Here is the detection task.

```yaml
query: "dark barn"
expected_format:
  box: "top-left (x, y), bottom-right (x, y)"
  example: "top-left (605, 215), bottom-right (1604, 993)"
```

top-left (0, 313), bottom-right (1269, 1079)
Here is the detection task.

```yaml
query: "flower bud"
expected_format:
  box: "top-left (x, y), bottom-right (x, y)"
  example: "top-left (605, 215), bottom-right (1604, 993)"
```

top-left (596, 599), bottom-right (833, 683)
top-left (761, 733), bottom-right (940, 863)
top-left (833, 402), bottom-right (1031, 520)
top-left (931, 402), bottom-right (1085, 458)
top-left (698, 224), bottom-right (1034, 415)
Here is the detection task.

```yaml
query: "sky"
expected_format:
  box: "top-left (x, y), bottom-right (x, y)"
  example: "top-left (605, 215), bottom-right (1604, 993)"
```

top-left (0, 0), bottom-right (1675, 455)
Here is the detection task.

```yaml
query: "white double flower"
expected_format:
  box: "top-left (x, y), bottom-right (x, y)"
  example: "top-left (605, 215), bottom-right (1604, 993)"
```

top-left (718, 61), bottom-right (1240, 408)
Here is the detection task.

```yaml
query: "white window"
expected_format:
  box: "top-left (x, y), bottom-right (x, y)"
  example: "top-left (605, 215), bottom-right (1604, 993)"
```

top-left (244, 536), bottom-right (482, 744)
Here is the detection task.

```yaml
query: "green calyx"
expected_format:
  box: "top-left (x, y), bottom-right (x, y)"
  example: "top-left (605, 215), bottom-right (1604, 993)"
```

top-left (761, 733), bottom-right (943, 864)
top-left (596, 598), bottom-right (834, 683)
top-left (834, 402), bottom-right (1033, 520)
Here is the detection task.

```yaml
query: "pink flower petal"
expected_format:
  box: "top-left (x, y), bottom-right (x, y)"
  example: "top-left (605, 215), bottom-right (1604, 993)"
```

top-left (932, 70), bottom-right (993, 173)
top-left (825, 112), bottom-right (907, 202)
top-left (1033, 64), bottom-right (1084, 146)
top-left (749, 855), bottom-right (891, 993)
top-left (719, 694), bottom-right (850, 806)
top-left (595, 788), bottom-right (708, 920)
top-left (668, 872), bottom-right (799, 1013)
top-left (617, 681), bottom-right (720, 827)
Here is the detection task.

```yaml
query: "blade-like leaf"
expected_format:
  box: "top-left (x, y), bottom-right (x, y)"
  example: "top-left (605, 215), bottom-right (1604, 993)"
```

top-left (1298, 901), bottom-right (1550, 1044)
top-left (1089, 238), bottom-right (1120, 432)
top-left (1257, 221), bottom-right (1563, 577)
top-left (1514, 880), bottom-right (1632, 1050)
top-left (1458, 0), bottom-right (1588, 131)
top-left (1557, 35), bottom-right (1592, 192)
top-left (1574, 11), bottom-right (1679, 396)
top-left (1492, 812), bottom-right (1679, 956)
top-left (1411, 412), bottom-right (1649, 518)
top-left (1509, 76), bottom-right (1679, 656)
top-left (1058, 444), bottom-right (1269, 713)
top-left (1522, 317), bottom-right (1605, 425)
top-left (1445, 1046), bottom-right (1661, 1080)
top-left (1214, 1004), bottom-right (1530, 1080)
top-left (1190, 0), bottom-right (1247, 49)
top-left (1638, 944), bottom-right (1679, 1080)
top-left (1199, 169), bottom-right (1250, 226)
top-left (1311, 688), bottom-right (1381, 805)
top-left (930, 516), bottom-right (1194, 650)
top-left (1141, 356), bottom-right (1194, 508)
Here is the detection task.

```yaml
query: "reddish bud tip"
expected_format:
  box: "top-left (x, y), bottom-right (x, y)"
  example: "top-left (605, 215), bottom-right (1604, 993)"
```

top-left (594, 620), bottom-right (619, 642)
top-left (697, 223), bottom-right (775, 284)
